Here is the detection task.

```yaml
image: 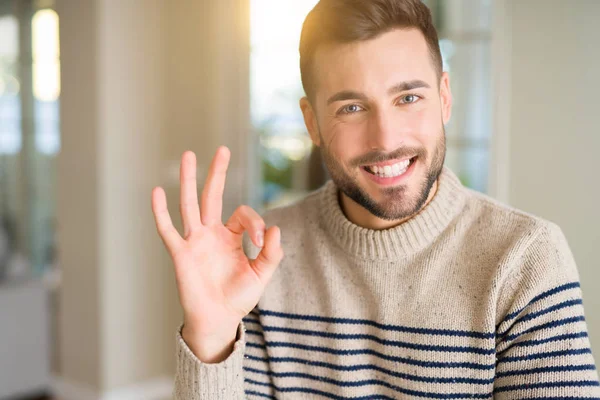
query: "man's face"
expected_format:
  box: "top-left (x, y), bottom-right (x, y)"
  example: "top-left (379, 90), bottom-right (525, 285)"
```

top-left (301, 28), bottom-right (452, 221)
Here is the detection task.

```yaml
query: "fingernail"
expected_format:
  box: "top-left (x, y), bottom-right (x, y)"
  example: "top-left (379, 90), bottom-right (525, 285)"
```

top-left (257, 232), bottom-right (264, 247)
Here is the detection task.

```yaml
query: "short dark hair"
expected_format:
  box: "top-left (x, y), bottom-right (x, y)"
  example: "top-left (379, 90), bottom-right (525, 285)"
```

top-left (299, 0), bottom-right (443, 101)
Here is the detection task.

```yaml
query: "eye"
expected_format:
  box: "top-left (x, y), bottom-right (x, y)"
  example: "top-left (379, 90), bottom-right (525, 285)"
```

top-left (399, 94), bottom-right (421, 104)
top-left (339, 104), bottom-right (364, 114)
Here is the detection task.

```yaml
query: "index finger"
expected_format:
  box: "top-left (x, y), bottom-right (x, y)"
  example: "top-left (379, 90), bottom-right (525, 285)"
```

top-left (200, 146), bottom-right (230, 226)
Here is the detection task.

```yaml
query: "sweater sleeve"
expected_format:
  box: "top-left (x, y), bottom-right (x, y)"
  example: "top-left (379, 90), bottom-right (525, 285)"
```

top-left (172, 322), bottom-right (247, 400)
top-left (494, 223), bottom-right (600, 398)
top-left (172, 234), bottom-right (276, 399)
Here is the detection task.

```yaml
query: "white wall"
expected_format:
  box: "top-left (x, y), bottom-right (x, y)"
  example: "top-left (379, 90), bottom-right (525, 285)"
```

top-left (57, 0), bottom-right (173, 393)
top-left (97, 0), bottom-right (170, 390)
top-left (56, 0), bottom-right (250, 396)
top-left (495, 0), bottom-right (600, 354)
top-left (56, 0), bottom-right (103, 389)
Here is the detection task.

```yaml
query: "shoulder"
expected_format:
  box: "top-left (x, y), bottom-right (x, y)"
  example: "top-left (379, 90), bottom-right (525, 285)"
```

top-left (465, 188), bottom-right (550, 233)
top-left (462, 189), bottom-right (577, 289)
top-left (454, 188), bottom-right (577, 283)
top-left (457, 191), bottom-right (579, 324)
top-left (460, 188), bottom-right (565, 253)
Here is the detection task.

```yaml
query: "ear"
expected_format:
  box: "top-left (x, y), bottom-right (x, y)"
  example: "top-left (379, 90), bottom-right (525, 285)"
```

top-left (300, 96), bottom-right (321, 147)
top-left (439, 72), bottom-right (453, 125)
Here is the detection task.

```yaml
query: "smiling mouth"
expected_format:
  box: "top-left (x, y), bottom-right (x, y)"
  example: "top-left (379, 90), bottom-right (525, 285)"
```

top-left (362, 157), bottom-right (417, 178)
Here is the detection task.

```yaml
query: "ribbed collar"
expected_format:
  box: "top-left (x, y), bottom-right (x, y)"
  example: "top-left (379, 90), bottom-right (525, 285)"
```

top-left (318, 167), bottom-right (468, 261)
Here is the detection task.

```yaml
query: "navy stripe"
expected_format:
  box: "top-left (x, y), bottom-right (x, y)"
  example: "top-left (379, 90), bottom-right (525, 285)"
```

top-left (499, 282), bottom-right (580, 325)
top-left (244, 366), bottom-right (493, 398)
top-left (497, 331), bottom-right (589, 357)
top-left (248, 342), bottom-right (267, 350)
top-left (494, 379), bottom-right (600, 393)
top-left (246, 341), bottom-right (495, 370)
top-left (245, 389), bottom-right (276, 399)
top-left (246, 378), bottom-right (395, 400)
top-left (498, 298), bottom-right (583, 337)
top-left (495, 364), bottom-right (598, 378)
top-left (245, 377), bottom-right (492, 399)
top-left (244, 325), bottom-right (495, 355)
top-left (496, 347), bottom-right (592, 364)
top-left (243, 318), bottom-right (261, 330)
top-left (500, 315), bottom-right (585, 343)
top-left (257, 308), bottom-right (495, 339)
top-left (244, 356), bottom-right (494, 385)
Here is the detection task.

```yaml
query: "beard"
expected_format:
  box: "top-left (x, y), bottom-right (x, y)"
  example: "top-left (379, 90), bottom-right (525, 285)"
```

top-left (320, 129), bottom-right (446, 222)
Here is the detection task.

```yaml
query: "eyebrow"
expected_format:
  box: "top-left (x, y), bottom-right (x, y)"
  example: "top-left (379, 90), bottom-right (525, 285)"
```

top-left (326, 80), bottom-right (431, 105)
top-left (388, 80), bottom-right (431, 94)
top-left (326, 90), bottom-right (368, 105)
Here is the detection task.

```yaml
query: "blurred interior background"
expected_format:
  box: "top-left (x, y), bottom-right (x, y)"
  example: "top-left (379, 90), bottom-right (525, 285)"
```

top-left (0, 0), bottom-right (598, 398)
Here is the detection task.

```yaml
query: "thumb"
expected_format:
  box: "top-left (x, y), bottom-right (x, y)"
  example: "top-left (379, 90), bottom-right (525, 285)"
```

top-left (251, 226), bottom-right (284, 283)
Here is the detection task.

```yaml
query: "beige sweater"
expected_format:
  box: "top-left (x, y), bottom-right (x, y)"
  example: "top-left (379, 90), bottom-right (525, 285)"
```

top-left (173, 167), bottom-right (600, 399)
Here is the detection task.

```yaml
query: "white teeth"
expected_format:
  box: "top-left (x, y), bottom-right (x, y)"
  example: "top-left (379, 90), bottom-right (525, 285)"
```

top-left (367, 159), bottom-right (412, 178)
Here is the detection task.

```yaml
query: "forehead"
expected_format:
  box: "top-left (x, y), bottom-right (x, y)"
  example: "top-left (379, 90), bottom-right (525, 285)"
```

top-left (312, 28), bottom-right (438, 101)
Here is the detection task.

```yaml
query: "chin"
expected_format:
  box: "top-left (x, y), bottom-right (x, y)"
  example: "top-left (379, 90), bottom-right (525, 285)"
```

top-left (358, 168), bottom-right (433, 220)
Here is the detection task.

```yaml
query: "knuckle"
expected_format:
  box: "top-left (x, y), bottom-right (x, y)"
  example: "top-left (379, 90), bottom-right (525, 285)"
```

top-left (156, 224), bottom-right (168, 235)
top-left (253, 220), bottom-right (266, 231)
top-left (187, 225), bottom-right (200, 236)
top-left (255, 249), bottom-right (268, 262)
top-left (238, 204), bottom-right (251, 215)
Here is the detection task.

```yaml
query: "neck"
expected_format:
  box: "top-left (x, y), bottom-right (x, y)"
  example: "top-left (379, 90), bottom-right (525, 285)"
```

top-left (339, 180), bottom-right (439, 230)
top-left (319, 167), bottom-right (468, 260)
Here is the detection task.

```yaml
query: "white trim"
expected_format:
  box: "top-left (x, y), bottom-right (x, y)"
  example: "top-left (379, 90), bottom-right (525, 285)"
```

top-left (488, 0), bottom-right (512, 203)
top-left (52, 377), bottom-right (98, 400)
top-left (53, 376), bottom-right (173, 400)
top-left (102, 376), bottom-right (173, 400)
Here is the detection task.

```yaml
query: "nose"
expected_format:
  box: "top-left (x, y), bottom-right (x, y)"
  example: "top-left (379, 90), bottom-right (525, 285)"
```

top-left (366, 106), bottom-right (406, 152)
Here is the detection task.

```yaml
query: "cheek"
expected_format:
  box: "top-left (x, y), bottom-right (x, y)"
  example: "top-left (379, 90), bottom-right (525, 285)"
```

top-left (411, 107), bottom-right (443, 141)
top-left (323, 118), bottom-right (368, 157)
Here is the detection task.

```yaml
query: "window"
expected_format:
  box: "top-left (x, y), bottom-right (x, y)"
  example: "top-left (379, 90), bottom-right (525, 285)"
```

top-left (428, 0), bottom-right (492, 193)
top-left (33, 8), bottom-right (60, 156)
top-left (0, 15), bottom-right (20, 156)
top-left (250, 0), bottom-right (319, 210)
top-left (0, 0), bottom-right (60, 281)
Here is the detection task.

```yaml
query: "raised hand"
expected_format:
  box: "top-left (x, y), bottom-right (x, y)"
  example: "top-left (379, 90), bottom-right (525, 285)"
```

top-left (151, 147), bottom-right (283, 363)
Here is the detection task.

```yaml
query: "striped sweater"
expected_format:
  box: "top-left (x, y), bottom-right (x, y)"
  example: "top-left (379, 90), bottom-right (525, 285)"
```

top-left (173, 167), bottom-right (600, 399)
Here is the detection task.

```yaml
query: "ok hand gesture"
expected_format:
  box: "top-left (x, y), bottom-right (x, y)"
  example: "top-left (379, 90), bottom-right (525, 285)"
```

top-left (151, 147), bottom-right (283, 363)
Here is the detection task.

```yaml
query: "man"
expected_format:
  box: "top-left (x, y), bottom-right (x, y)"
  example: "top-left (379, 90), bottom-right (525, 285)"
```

top-left (151, 0), bottom-right (600, 398)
